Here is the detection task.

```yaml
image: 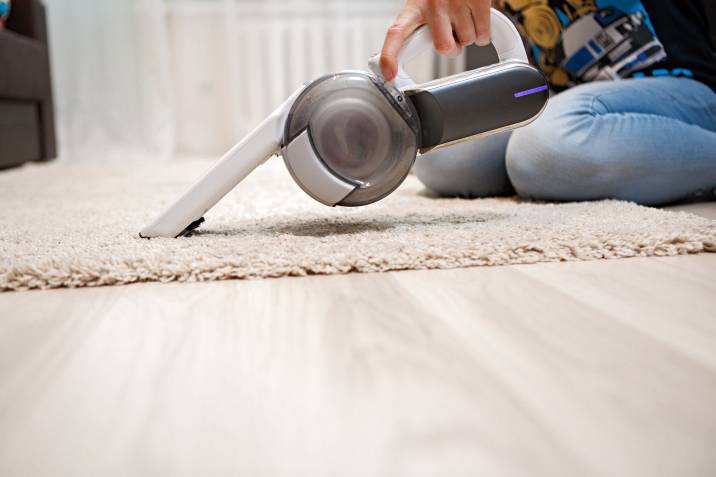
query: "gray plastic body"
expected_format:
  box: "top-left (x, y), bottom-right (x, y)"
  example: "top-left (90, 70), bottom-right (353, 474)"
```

top-left (406, 61), bottom-right (548, 151)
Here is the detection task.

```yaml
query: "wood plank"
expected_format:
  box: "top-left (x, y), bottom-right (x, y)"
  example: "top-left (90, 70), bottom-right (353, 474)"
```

top-left (0, 254), bottom-right (715, 477)
top-left (664, 202), bottom-right (716, 220)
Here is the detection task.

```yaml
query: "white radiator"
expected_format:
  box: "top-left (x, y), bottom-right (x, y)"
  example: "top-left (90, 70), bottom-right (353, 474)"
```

top-left (166, 0), bottom-right (465, 155)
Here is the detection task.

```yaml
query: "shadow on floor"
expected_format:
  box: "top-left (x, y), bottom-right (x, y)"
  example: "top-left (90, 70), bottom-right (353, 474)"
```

top-left (194, 210), bottom-right (506, 238)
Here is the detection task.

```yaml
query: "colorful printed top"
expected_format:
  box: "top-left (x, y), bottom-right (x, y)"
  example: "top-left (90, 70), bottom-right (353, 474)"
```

top-left (497, 0), bottom-right (716, 92)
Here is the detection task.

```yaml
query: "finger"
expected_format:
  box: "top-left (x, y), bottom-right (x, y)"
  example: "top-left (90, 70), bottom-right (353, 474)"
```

top-left (452, 7), bottom-right (477, 46)
top-left (428, 11), bottom-right (459, 57)
top-left (470, 0), bottom-right (491, 46)
top-left (380, 7), bottom-right (423, 80)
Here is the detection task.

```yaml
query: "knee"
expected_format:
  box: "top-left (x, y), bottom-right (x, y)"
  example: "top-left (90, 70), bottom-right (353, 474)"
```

top-left (413, 149), bottom-right (467, 197)
top-left (414, 148), bottom-right (485, 198)
top-left (414, 132), bottom-right (513, 198)
top-left (506, 105), bottom-right (616, 201)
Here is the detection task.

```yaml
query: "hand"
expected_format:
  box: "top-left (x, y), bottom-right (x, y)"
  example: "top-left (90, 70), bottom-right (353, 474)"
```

top-left (380, 0), bottom-right (491, 81)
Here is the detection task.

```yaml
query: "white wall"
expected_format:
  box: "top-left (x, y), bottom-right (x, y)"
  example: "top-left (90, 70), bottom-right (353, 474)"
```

top-left (46, 0), bottom-right (174, 162)
top-left (166, 0), bottom-right (424, 155)
top-left (45, 0), bottom-right (460, 161)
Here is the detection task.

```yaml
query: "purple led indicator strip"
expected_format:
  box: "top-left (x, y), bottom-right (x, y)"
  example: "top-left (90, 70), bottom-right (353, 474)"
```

top-left (514, 84), bottom-right (548, 98)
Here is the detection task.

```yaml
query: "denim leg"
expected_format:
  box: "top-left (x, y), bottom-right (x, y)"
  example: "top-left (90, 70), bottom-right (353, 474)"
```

top-left (506, 77), bottom-right (716, 205)
top-left (414, 130), bottom-right (514, 198)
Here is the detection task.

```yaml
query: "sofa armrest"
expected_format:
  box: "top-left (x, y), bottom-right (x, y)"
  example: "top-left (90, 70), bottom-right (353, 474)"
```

top-left (1, 0), bottom-right (56, 161)
top-left (6, 0), bottom-right (47, 44)
top-left (0, 29), bottom-right (50, 100)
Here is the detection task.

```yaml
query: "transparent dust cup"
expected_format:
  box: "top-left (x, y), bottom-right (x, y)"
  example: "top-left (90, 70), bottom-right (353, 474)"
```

top-left (283, 72), bottom-right (420, 206)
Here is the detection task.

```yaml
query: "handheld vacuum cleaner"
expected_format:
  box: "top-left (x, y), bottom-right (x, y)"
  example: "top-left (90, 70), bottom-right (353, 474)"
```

top-left (140, 8), bottom-right (548, 238)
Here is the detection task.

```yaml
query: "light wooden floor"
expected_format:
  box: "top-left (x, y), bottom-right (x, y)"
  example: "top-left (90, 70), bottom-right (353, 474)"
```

top-left (0, 203), bottom-right (715, 477)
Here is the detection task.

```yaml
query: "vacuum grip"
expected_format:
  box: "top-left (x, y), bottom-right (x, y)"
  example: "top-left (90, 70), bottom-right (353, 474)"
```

top-left (369, 8), bottom-right (529, 90)
top-left (406, 63), bottom-right (548, 151)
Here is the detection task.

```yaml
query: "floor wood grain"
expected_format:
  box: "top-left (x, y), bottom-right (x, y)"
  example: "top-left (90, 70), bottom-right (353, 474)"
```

top-left (1, 252), bottom-right (715, 477)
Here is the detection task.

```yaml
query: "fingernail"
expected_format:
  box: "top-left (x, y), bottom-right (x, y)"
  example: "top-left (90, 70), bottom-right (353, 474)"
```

top-left (476, 35), bottom-right (490, 46)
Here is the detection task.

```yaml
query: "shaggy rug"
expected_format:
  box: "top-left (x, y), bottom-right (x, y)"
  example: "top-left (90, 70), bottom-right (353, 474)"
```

top-left (1, 159), bottom-right (714, 291)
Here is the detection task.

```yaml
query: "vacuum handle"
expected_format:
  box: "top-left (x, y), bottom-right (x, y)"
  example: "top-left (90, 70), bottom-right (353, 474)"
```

top-left (369, 8), bottom-right (528, 90)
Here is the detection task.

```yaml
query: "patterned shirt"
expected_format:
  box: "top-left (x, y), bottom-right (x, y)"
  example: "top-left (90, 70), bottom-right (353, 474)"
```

top-left (497, 0), bottom-right (716, 92)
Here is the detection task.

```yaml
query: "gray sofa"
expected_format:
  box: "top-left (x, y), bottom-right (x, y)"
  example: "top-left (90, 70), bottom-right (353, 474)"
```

top-left (0, 0), bottom-right (56, 169)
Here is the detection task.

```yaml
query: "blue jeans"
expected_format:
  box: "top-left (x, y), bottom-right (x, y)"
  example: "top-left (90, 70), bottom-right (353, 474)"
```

top-left (414, 77), bottom-right (716, 205)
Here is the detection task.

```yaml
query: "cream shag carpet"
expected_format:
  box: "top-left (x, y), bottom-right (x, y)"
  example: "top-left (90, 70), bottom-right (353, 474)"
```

top-left (1, 159), bottom-right (714, 291)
